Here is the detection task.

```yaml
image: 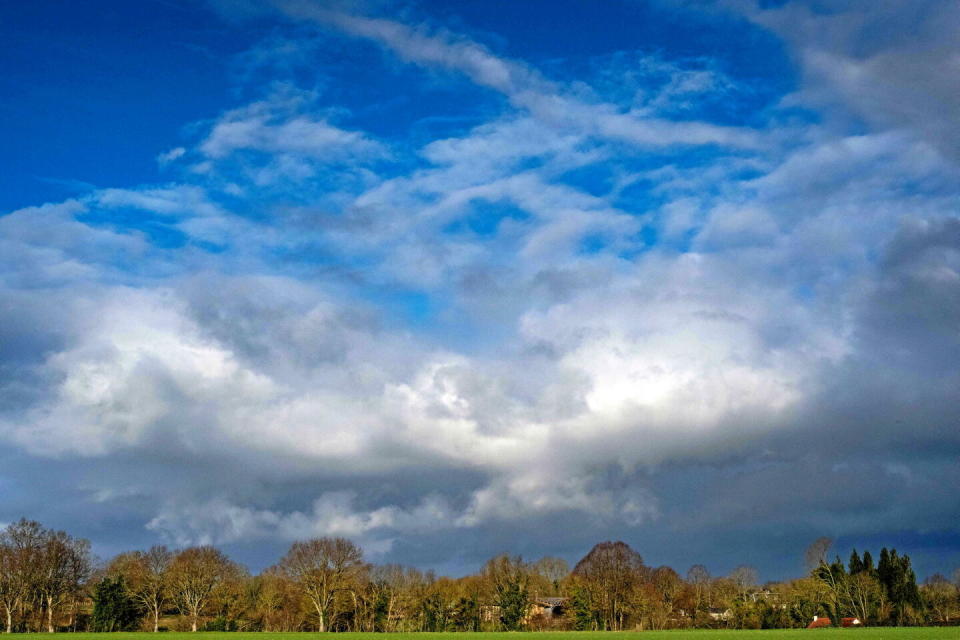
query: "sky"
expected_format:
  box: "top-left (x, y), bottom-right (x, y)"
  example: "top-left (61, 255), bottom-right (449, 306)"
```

top-left (1, 0), bottom-right (959, 583)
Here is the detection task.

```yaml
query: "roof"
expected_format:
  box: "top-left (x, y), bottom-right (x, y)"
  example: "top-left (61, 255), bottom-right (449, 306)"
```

top-left (533, 597), bottom-right (566, 606)
top-left (807, 617), bottom-right (832, 628)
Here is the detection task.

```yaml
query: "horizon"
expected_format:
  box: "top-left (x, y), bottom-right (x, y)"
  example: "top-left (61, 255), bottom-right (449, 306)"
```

top-left (0, 0), bottom-right (958, 584)
top-left (0, 516), bottom-right (943, 589)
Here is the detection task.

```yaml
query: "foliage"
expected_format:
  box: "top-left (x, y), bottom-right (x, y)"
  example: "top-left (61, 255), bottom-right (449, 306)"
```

top-left (2, 517), bottom-right (958, 633)
top-left (482, 554), bottom-right (529, 631)
top-left (203, 616), bottom-right (240, 631)
top-left (11, 629), bottom-right (960, 639)
top-left (91, 576), bottom-right (141, 632)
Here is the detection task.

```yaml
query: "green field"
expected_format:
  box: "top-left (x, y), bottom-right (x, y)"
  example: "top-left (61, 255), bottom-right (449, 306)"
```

top-left (17, 631), bottom-right (960, 640)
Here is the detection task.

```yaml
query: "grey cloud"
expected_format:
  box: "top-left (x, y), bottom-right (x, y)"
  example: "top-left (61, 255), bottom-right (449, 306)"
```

top-left (1, 0), bottom-right (959, 580)
top-left (744, 0), bottom-right (960, 161)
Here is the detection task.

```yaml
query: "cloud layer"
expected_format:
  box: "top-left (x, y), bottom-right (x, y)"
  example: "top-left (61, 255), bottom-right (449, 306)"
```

top-left (1, 0), bottom-right (958, 580)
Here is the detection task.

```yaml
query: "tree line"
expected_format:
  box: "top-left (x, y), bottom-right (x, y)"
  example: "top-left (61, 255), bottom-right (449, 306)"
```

top-left (0, 520), bottom-right (958, 632)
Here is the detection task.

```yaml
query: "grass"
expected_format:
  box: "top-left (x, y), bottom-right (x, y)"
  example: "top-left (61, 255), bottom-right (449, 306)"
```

top-left (16, 631), bottom-right (960, 640)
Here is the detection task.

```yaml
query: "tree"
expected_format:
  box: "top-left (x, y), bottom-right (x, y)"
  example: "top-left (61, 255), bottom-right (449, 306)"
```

top-left (573, 541), bottom-right (645, 630)
top-left (109, 546), bottom-right (172, 632)
top-left (91, 576), bottom-right (140, 632)
top-left (648, 566), bottom-right (682, 630)
top-left (35, 528), bottom-right (91, 632)
top-left (804, 537), bottom-right (833, 572)
top-left (249, 568), bottom-right (305, 632)
top-left (922, 574), bottom-right (957, 623)
top-left (848, 549), bottom-right (864, 575)
top-left (846, 570), bottom-right (881, 623)
top-left (279, 537), bottom-right (366, 632)
top-left (877, 548), bottom-right (922, 625)
top-left (168, 546), bottom-right (241, 632)
top-left (531, 557), bottom-right (569, 595)
top-left (813, 556), bottom-right (850, 624)
top-left (730, 565), bottom-right (759, 601)
top-left (369, 564), bottom-right (413, 632)
top-left (482, 554), bottom-right (529, 631)
top-left (686, 564), bottom-right (711, 617)
top-left (568, 585), bottom-right (596, 630)
top-left (0, 519), bottom-right (43, 633)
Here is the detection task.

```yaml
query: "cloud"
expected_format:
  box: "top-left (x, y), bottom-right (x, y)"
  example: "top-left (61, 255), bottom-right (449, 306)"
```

top-left (147, 492), bottom-right (457, 551)
top-left (281, 2), bottom-right (763, 149)
top-left (157, 147), bottom-right (186, 166)
top-left (187, 88), bottom-right (390, 194)
top-left (1, 0), bottom-right (959, 579)
top-left (741, 0), bottom-right (960, 161)
top-left (199, 100), bottom-right (385, 161)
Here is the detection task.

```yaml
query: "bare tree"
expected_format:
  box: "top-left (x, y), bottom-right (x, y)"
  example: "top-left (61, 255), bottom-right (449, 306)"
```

top-left (110, 546), bottom-right (172, 632)
top-left (531, 557), bottom-right (569, 595)
top-left (35, 528), bottom-right (91, 633)
top-left (649, 566), bottom-right (682, 629)
top-left (804, 537), bottom-right (833, 572)
top-left (251, 568), bottom-right (305, 632)
top-left (686, 564), bottom-right (711, 614)
top-left (279, 538), bottom-right (365, 632)
top-left (573, 541), bottom-right (645, 631)
top-left (847, 570), bottom-right (881, 622)
top-left (729, 565), bottom-right (759, 600)
top-left (167, 546), bottom-right (240, 632)
top-left (0, 520), bottom-right (43, 633)
top-left (920, 574), bottom-right (955, 623)
top-left (370, 564), bottom-right (424, 632)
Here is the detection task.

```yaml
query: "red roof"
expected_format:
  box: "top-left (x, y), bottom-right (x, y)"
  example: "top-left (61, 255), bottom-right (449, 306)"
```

top-left (807, 617), bottom-right (832, 628)
top-left (841, 617), bottom-right (862, 627)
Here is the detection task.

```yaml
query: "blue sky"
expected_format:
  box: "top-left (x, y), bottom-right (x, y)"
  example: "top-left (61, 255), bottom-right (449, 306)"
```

top-left (1, 0), bottom-right (959, 582)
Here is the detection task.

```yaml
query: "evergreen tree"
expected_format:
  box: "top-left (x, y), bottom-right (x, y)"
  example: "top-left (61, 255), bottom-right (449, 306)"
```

top-left (372, 589), bottom-right (389, 632)
top-left (569, 586), bottom-right (595, 631)
top-left (862, 550), bottom-right (875, 574)
top-left (878, 548), bottom-right (894, 593)
top-left (498, 582), bottom-right (527, 631)
top-left (876, 548), bottom-right (923, 625)
top-left (422, 591), bottom-right (446, 632)
top-left (848, 549), bottom-right (863, 575)
top-left (91, 576), bottom-right (141, 632)
top-left (450, 595), bottom-right (479, 631)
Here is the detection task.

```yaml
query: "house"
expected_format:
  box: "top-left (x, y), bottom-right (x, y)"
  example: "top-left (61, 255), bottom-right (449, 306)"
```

top-left (526, 597), bottom-right (566, 620)
top-left (749, 589), bottom-right (781, 603)
top-left (807, 616), bottom-right (831, 628)
top-left (708, 608), bottom-right (732, 622)
top-left (841, 617), bottom-right (862, 627)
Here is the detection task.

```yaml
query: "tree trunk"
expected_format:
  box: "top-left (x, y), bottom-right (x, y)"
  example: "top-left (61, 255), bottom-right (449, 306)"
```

top-left (153, 606), bottom-right (160, 632)
top-left (46, 598), bottom-right (54, 633)
top-left (5, 606), bottom-right (12, 634)
top-left (350, 591), bottom-right (358, 632)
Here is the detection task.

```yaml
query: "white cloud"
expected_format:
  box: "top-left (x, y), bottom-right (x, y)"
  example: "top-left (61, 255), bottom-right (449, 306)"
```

top-left (283, 3), bottom-right (763, 150)
top-left (198, 89), bottom-right (386, 160)
top-left (157, 147), bottom-right (186, 166)
top-left (1, 0), bottom-right (959, 576)
top-left (146, 492), bottom-right (457, 551)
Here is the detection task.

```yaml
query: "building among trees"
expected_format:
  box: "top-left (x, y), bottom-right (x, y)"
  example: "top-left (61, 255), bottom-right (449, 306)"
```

top-left (0, 519), bottom-right (955, 632)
